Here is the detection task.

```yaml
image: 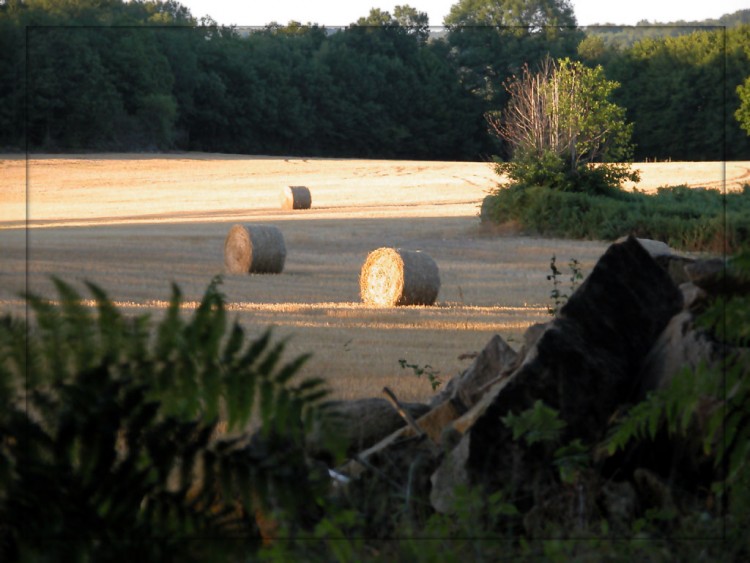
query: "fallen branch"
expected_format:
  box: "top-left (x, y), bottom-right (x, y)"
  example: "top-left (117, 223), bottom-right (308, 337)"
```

top-left (382, 386), bottom-right (424, 437)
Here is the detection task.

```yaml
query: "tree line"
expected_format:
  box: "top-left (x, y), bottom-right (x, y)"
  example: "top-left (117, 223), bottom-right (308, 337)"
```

top-left (585, 8), bottom-right (750, 48)
top-left (1, 0), bottom-right (749, 161)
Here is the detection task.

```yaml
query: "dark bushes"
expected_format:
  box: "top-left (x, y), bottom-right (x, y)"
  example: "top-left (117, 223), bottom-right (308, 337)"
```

top-left (0, 277), bottom-right (338, 560)
top-left (483, 183), bottom-right (750, 252)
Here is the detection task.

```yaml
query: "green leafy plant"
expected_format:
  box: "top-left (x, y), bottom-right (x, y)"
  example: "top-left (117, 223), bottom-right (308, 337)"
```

top-left (488, 58), bottom-right (635, 166)
top-left (739, 74), bottom-right (750, 135)
top-left (398, 358), bottom-right (442, 391)
top-left (0, 277), bottom-right (335, 560)
top-left (493, 149), bottom-right (640, 197)
top-left (547, 254), bottom-right (583, 316)
top-left (501, 400), bottom-right (567, 446)
top-left (553, 439), bottom-right (591, 485)
top-left (487, 57), bottom-right (639, 197)
top-left (430, 486), bottom-right (519, 532)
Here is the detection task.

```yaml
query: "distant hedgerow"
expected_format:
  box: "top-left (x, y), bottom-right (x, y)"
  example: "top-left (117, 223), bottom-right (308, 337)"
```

top-left (482, 184), bottom-right (750, 252)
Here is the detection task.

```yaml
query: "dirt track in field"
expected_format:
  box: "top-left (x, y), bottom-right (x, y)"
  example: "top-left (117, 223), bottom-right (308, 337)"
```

top-left (1, 154), bottom-right (743, 402)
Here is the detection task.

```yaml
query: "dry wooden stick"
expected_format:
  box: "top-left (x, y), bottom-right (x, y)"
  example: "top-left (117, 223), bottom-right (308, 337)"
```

top-left (475, 369), bottom-right (512, 397)
top-left (382, 386), bottom-right (424, 437)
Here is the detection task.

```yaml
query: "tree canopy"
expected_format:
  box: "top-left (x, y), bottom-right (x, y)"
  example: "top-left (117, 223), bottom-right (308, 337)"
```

top-left (444, 0), bottom-right (577, 29)
top-left (488, 57), bottom-right (633, 168)
top-left (1, 0), bottom-right (749, 161)
top-left (444, 0), bottom-right (583, 142)
top-left (737, 75), bottom-right (750, 136)
top-left (606, 25), bottom-right (750, 160)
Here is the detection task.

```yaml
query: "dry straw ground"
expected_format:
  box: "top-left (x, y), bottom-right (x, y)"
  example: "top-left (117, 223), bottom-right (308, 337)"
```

top-left (1, 154), bottom-right (747, 403)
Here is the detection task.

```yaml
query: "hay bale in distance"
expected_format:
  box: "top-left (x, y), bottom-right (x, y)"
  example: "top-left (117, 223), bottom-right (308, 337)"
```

top-left (360, 247), bottom-right (440, 306)
top-left (224, 224), bottom-right (286, 274)
top-left (281, 186), bottom-right (312, 210)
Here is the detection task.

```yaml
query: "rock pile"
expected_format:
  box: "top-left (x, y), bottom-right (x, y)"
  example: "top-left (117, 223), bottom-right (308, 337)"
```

top-left (313, 236), bottom-right (743, 535)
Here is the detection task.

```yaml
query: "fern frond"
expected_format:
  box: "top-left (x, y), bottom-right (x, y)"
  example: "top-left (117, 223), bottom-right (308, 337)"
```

top-left (604, 393), bottom-right (664, 456)
top-left (0, 314), bottom-right (26, 401)
top-left (1, 277), bottom-right (331, 558)
top-left (84, 281), bottom-right (127, 360)
top-left (259, 378), bottom-right (276, 434)
top-left (275, 352), bottom-right (311, 387)
top-left (222, 322), bottom-right (245, 364)
top-left (257, 340), bottom-right (288, 377)
top-left (153, 283), bottom-right (184, 359)
top-left (501, 400), bottom-right (566, 445)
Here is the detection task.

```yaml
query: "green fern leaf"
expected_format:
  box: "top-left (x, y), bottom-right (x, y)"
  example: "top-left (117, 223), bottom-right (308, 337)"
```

top-left (154, 283), bottom-right (184, 359)
top-left (222, 322), bottom-right (245, 364)
top-left (502, 400), bottom-right (566, 445)
top-left (275, 353), bottom-right (312, 386)
top-left (258, 341), bottom-right (287, 377)
top-left (259, 378), bottom-right (275, 433)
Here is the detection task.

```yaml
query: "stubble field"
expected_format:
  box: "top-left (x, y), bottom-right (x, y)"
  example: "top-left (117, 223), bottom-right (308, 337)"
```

top-left (1, 154), bottom-right (747, 403)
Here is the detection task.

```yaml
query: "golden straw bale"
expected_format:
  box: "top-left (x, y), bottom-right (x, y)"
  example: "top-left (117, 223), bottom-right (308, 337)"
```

top-left (360, 247), bottom-right (440, 306)
top-left (224, 224), bottom-right (286, 274)
top-left (281, 186), bottom-right (312, 210)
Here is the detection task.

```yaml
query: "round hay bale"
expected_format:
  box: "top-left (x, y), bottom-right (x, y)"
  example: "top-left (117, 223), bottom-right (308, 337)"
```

top-left (360, 247), bottom-right (440, 307)
top-left (281, 186), bottom-right (312, 210)
top-left (224, 224), bottom-right (286, 274)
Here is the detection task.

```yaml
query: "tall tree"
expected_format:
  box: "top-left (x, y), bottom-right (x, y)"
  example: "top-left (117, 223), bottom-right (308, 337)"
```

top-left (27, 27), bottom-right (127, 148)
top-left (445, 0), bottom-right (583, 142)
top-left (0, 0), bottom-right (26, 147)
top-left (488, 57), bottom-right (634, 168)
top-left (394, 4), bottom-right (429, 43)
top-left (445, 0), bottom-right (577, 29)
top-left (737, 76), bottom-right (750, 136)
top-left (487, 56), bottom-right (638, 195)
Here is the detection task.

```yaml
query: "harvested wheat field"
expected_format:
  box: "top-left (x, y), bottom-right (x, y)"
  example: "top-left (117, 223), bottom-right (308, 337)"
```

top-left (1, 154), bottom-right (746, 403)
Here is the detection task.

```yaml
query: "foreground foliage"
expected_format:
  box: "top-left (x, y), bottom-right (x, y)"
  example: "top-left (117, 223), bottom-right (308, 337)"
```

top-left (0, 277), bottom-right (336, 560)
top-left (1, 250), bottom-right (748, 560)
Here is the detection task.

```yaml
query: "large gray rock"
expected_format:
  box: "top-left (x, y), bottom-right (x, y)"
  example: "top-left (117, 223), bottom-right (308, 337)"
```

top-left (617, 236), bottom-right (672, 258)
top-left (616, 236), bottom-right (695, 286)
top-left (686, 257), bottom-right (750, 295)
top-left (484, 236), bottom-right (683, 438)
top-left (654, 255), bottom-right (695, 286)
top-left (429, 334), bottom-right (519, 409)
top-left (430, 430), bottom-right (472, 513)
top-left (638, 310), bottom-right (722, 395)
top-left (431, 236), bottom-right (684, 511)
top-left (679, 281), bottom-right (708, 311)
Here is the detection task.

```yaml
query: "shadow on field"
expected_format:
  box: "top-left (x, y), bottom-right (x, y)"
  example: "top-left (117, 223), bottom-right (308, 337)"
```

top-left (2, 215), bottom-right (609, 308)
top-left (1, 216), bottom-right (613, 403)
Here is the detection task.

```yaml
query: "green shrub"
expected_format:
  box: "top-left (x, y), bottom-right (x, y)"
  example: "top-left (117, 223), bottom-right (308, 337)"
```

top-left (546, 255), bottom-right (583, 316)
top-left (494, 149), bottom-right (639, 197)
top-left (0, 277), bottom-right (337, 560)
top-left (483, 183), bottom-right (750, 252)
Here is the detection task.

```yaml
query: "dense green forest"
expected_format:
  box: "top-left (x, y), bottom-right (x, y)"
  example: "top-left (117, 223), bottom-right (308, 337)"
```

top-left (1, 0), bottom-right (750, 161)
